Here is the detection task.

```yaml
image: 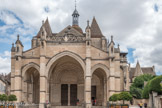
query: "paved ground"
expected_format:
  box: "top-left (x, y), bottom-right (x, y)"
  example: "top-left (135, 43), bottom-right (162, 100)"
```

top-left (129, 105), bottom-right (139, 108)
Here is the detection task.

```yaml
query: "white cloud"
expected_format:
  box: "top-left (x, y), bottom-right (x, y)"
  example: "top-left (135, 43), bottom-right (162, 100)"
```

top-left (0, 10), bottom-right (19, 25)
top-left (0, 51), bottom-right (11, 74)
top-left (0, 0), bottom-right (162, 75)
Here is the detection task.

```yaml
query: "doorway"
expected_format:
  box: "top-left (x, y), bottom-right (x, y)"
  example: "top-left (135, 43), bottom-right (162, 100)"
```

top-left (70, 84), bottom-right (77, 106)
top-left (61, 84), bottom-right (68, 106)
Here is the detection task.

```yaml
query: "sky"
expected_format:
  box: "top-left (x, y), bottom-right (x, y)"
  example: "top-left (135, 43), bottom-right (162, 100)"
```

top-left (0, 0), bottom-right (162, 75)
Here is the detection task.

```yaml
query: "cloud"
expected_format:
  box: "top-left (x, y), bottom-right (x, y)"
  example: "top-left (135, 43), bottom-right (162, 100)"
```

top-left (0, 0), bottom-right (162, 75)
top-left (0, 10), bottom-right (20, 25)
top-left (0, 51), bottom-right (11, 74)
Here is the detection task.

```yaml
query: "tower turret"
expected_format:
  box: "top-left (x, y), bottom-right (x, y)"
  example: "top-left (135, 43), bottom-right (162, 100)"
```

top-left (72, 0), bottom-right (79, 26)
top-left (15, 34), bottom-right (23, 56)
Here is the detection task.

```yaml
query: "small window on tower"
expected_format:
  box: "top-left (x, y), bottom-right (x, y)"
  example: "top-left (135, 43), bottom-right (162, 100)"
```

top-left (111, 47), bottom-right (113, 53)
top-left (17, 47), bottom-right (19, 52)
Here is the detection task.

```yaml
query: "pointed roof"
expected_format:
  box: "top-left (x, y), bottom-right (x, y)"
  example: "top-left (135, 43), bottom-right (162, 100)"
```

top-left (36, 18), bottom-right (52, 38)
top-left (91, 17), bottom-right (103, 38)
top-left (134, 61), bottom-right (143, 77)
top-left (11, 43), bottom-right (15, 52)
top-left (15, 35), bottom-right (23, 47)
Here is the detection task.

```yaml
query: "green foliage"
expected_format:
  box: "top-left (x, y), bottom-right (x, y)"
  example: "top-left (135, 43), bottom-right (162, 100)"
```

top-left (0, 94), bottom-right (2, 101)
top-left (132, 74), bottom-right (155, 89)
top-left (142, 81), bottom-right (151, 99)
top-left (0, 94), bottom-right (8, 101)
top-left (109, 94), bottom-right (119, 102)
top-left (118, 92), bottom-right (132, 101)
top-left (142, 75), bottom-right (162, 99)
top-left (130, 86), bottom-right (142, 99)
top-left (8, 94), bottom-right (17, 102)
top-left (149, 75), bottom-right (162, 93)
top-left (130, 74), bottom-right (155, 99)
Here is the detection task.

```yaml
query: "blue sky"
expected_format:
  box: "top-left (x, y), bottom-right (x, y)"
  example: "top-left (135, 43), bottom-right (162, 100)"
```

top-left (0, 0), bottom-right (162, 75)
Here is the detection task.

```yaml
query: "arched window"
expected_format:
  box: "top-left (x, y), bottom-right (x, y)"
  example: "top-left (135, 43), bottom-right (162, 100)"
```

top-left (111, 46), bottom-right (113, 53)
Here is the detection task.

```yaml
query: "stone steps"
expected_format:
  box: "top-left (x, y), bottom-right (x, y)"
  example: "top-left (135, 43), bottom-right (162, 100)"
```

top-left (51, 106), bottom-right (104, 108)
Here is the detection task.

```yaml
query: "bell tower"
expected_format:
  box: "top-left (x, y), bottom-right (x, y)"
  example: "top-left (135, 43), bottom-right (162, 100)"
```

top-left (72, 0), bottom-right (79, 26)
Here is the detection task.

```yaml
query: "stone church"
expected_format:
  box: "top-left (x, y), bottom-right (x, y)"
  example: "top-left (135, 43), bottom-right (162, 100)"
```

top-left (10, 6), bottom-right (155, 108)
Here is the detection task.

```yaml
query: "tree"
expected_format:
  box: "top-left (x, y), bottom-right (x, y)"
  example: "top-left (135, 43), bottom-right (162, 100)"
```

top-left (149, 75), bottom-right (162, 93)
top-left (1, 94), bottom-right (8, 104)
top-left (142, 75), bottom-right (162, 99)
top-left (130, 74), bottom-right (155, 99)
top-left (142, 80), bottom-right (150, 99)
top-left (109, 94), bottom-right (119, 104)
top-left (118, 92), bottom-right (132, 104)
top-left (0, 94), bottom-right (2, 103)
top-left (8, 94), bottom-right (17, 103)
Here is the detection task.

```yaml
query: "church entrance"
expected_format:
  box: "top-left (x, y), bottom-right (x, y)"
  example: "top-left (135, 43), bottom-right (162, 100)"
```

top-left (61, 84), bottom-right (77, 106)
top-left (91, 68), bottom-right (107, 106)
top-left (22, 67), bottom-right (40, 104)
top-left (49, 56), bottom-right (84, 106)
top-left (70, 84), bottom-right (77, 106)
top-left (61, 84), bottom-right (68, 106)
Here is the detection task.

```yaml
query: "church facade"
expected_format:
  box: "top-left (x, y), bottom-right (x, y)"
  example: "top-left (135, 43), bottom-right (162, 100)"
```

top-left (10, 8), bottom-right (155, 108)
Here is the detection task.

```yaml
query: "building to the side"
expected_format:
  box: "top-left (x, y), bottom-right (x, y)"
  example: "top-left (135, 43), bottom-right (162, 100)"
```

top-left (0, 73), bottom-right (11, 95)
top-left (10, 7), bottom-right (155, 108)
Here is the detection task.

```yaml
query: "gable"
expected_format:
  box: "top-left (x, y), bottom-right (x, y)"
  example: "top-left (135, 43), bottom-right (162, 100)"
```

top-left (56, 25), bottom-right (84, 37)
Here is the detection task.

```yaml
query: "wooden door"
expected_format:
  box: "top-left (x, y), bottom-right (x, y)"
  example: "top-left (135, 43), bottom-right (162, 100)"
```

top-left (61, 84), bottom-right (68, 106)
top-left (70, 84), bottom-right (77, 106)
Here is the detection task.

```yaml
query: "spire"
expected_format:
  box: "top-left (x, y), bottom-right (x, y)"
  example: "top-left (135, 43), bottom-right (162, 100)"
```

top-left (15, 34), bottom-right (23, 47)
top-left (86, 20), bottom-right (90, 29)
top-left (91, 17), bottom-right (103, 38)
top-left (11, 43), bottom-right (15, 52)
top-left (75, 0), bottom-right (76, 10)
top-left (72, 0), bottom-right (79, 26)
top-left (37, 18), bottom-right (52, 38)
top-left (134, 60), bottom-right (143, 77)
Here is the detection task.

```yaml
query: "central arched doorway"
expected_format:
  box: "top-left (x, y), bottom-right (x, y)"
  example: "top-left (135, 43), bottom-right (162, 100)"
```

top-left (48, 55), bottom-right (84, 106)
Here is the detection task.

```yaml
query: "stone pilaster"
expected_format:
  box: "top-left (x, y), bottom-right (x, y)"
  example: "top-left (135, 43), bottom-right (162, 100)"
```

top-left (125, 66), bottom-right (130, 91)
top-left (109, 58), bottom-right (116, 96)
top-left (11, 52), bottom-right (15, 95)
top-left (39, 39), bottom-right (47, 108)
top-left (103, 78), bottom-right (107, 106)
top-left (85, 21), bottom-right (92, 108)
top-left (14, 56), bottom-right (22, 102)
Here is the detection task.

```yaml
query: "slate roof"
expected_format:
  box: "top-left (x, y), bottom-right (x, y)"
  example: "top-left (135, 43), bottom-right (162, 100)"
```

top-left (0, 73), bottom-right (11, 85)
top-left (15, 35), bottom-right (23, 47)
top-left (129, 67), bottom-right (155, 79)
top-left (91, 17), bottom-right (103, 38)
top-left (37, 18), bottom-right (52, 38)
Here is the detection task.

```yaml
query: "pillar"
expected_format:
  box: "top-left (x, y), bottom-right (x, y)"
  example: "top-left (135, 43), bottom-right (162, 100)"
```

top-left (68, 84), bottom-right (70, 106)
top-left (85, 57), bottom-right (91, 108)
top-left (104, 79), bottom-right (107, 106)
top-left (39, 56), bottom-right (47, 108)
top-left (14, 56), bottom-right (22, 102)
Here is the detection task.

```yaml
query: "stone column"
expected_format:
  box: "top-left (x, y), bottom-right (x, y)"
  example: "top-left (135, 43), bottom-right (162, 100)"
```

top-left (85, 76), bottom-right (91, 107)
top-left (39, 39), bottom-right (47, 108)
top-left (14, 56), bottom-right (22, 102)
top-left (109, 59), bottom-right (116, 96)
top-left (11, 55), bottom-right (15, 95)
top-left (104, 79), bottom-right (107, 106)
top-left (39, 56), bottom-right (47, 108)
top-left (68, 84), bottom-right (70, 106)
